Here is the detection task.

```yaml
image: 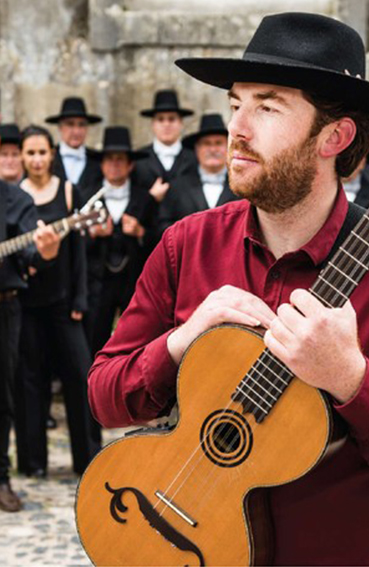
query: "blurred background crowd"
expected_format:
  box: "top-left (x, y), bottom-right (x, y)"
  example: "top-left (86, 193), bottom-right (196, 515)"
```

top-left (0, 0), bottom-right (369, 514)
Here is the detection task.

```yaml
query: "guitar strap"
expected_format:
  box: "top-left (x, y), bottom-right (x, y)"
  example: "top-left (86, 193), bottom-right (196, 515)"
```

top-left (320, 201), bottom-right (366, 269)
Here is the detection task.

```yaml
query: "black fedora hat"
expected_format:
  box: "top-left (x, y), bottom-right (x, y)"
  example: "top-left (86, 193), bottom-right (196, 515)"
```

top-left (140, 89), bottom-right (194, 118)
top-left (176, 12), bottom-right (369, 113)
top-left (183, 113), bottom-right (228, 148)
top-left (45, 97), bottom-right (102, 124)
top-left (0, 123), bottom-right (21, 146)
top-left (100, 127), bottom-right (148, 161)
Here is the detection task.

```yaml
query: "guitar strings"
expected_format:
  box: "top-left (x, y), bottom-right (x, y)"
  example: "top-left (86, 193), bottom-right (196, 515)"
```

top-left (152, 218), bottom-right (369, 521)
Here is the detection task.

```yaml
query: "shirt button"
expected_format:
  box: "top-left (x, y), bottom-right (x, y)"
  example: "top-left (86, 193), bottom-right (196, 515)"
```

top-left (270, 270), bottom-right (281, 280)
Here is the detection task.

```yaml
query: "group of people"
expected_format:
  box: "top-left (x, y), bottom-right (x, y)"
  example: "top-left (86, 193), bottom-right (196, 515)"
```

top-left (0, 88), bottom-right (238, 513)
top-left (1, 9), bottom-right (369, 565)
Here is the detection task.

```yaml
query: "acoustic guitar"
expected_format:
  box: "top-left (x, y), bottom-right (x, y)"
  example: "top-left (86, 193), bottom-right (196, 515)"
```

top-left (76, 207), bottom-right (369, 566)
top-left (0, 201), bottom-right (107, 261)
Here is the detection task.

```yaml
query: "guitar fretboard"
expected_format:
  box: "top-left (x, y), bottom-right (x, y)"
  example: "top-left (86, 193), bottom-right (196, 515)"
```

top-left (233, 208), bottom-right (369, 422)
top-left (0, 217), bottom-right (73, 260)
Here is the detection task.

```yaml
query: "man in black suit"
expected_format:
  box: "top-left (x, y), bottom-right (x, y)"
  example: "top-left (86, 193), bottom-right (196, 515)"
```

top-left (87, 127), bottom-right (149, 354)
top-left (133, 90), bottom-right (197, 247)
top-left (0, 181), bottom-right (60, 512)
top-left (159, 113), bottom-right (239, 233)
top-left (45, 97), bottom-right (103, 204)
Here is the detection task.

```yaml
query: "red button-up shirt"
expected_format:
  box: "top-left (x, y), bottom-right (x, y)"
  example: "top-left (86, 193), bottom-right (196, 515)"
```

top-left (89, 186), bottom-right (369, 566)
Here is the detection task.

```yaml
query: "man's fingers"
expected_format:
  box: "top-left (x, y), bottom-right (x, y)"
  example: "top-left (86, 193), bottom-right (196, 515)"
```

top-left (289, 288), bottom-right (325, 317)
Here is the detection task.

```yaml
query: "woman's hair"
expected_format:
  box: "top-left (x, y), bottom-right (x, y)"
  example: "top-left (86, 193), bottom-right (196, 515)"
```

top-left (20, 124), bottom-right (54, 150)
top-left (303, 91), bottom-right (369, 178)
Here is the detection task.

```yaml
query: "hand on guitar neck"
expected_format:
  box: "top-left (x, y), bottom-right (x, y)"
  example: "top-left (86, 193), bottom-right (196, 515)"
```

top-left (264, 288), bottom-right (366, 405)
top-left (33, 219), bottom-right (61, 261)
top-left (168, 284), bottom-right (366, 405)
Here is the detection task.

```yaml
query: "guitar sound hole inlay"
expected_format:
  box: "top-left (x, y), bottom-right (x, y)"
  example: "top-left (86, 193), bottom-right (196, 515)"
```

top-left (200, 409), bottom-right (253, 467)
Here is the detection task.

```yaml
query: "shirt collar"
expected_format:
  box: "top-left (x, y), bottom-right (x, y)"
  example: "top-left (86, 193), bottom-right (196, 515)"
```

top-left (153, 138), bottom-right (182, 157)
top-left (243, 183), bottom-right (349, 266)
top-left (59, 141), bottom-right (86, 159)
top-left (103, 178), bottom-right (131, 200)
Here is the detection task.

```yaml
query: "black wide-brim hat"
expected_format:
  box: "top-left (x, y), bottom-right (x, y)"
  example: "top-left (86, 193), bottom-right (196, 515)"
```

top-left (45, 97), bottom-right (102, 124)
top-left (183, 113), bottom-right (228, 148)
top-left (99, 126), bottom-right (148, 161)
top-left (141, 89), bottom-right (194, 118)
top-left (0, 123), bottom-right (21, 146)
top-left (176, 12), bottom-right (369, 113)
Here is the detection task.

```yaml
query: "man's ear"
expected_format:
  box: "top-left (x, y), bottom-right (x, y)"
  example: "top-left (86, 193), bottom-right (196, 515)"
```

top-left (319, 117), bottom-right (356, 158)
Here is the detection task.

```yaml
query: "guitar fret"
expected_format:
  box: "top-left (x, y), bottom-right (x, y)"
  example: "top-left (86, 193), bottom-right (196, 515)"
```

top-left (351, 230), bottom-right (369, 247)
top-left (236, 381), bottom-right (273, 408)
top-left (243, 372), bottom-right (278, 401)
top-left (256, 358), bottom-right (289, 389)
top-left (327, 261), bottom-right (359, 286)
top-left (309, 288), bottom-right (332, 308)
top-left (317, 275), bottom-right (349, 300)
top-left (339, 246), bottom-right (369, 270)
top-left (235, 386), bottom-right (268, 415)
top-left (249, 364), bottom-right (283, 394)
top-left (261, 352), bottom-right (291, 385)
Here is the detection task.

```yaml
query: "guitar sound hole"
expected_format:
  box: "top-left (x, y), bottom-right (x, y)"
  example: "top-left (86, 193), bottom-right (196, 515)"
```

top-left (213, 423), bottom-right (241, 454)
top-left (200, 409), bottom-right (253, 467)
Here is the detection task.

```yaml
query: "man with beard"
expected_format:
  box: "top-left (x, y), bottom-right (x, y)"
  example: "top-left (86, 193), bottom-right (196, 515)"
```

top-left (158, 113), bottom-right (239, 234)
top-left (87, 13), bottom-right (369, 565)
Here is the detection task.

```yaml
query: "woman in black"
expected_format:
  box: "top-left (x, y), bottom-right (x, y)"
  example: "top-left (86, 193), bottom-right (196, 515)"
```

top-left (15, 125), bottom-right (100, 477)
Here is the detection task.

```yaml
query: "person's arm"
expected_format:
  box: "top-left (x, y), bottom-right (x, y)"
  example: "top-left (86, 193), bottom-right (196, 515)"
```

top-left (88, 228), bottom-right (179, 428)
top-left (264, 289), bottom-right (369, 464)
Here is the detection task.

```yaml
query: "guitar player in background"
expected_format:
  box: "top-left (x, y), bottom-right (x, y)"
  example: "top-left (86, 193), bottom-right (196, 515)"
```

top-left (88, 13), bottom-right (369, 566)
top-left (0, 174), bottom-right (60, 512)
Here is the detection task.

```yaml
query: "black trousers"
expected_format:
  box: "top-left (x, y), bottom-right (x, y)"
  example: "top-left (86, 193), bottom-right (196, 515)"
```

top-left (15, 298), bottom-right (101, 475)
top-left (0, 296), bottom-right (21, 483)
top-left (92, 268), bottom-right (132, 355)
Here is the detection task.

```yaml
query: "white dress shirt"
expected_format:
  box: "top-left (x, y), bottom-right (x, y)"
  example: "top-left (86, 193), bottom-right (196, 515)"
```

top-left (153, 138), bottom-right (182, 171)
top-left (199, 166), bottom-right (227, 209)
top-left (59, 141), bottom-right (87, 185)
top-left (343, 175), bottom-right (361, 203)
top-left (104, 179), bottom-right (131, 224)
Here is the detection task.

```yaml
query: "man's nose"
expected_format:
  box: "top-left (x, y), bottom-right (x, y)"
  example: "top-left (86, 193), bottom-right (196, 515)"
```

top-left (228, 107), bottom-right (253, 141)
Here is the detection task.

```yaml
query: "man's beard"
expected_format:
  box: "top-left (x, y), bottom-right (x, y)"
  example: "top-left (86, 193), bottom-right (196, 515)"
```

top-left (227, 133), bottom-right (318, 214)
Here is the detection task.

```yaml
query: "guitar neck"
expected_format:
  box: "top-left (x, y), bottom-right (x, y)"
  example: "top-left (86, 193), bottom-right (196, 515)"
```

top-left (233, 207), bottom-right (369, 423)
top-left (309, 209), bottom-right (369, 308)
top-left (0, 217), bottom-right (71, 260)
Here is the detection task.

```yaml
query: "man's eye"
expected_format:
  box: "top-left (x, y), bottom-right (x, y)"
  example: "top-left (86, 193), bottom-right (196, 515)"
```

top-left (230, 104), bottom-right (240, 113)
top-left (260, 105), bottom-right (277, 113)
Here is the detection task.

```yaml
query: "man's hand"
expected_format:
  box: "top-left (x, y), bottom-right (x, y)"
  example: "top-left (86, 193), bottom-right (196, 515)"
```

top-left (167, 285), bottom-right (275, 366)
top-left (71, 310), bottom-right (83, 321)
top-left (33, 220), bottom-right (61, 260)
top-left (122, 214), bottom-right (145, 238)
top-left (264, 289), bottom-right (366, 404)
top-left (149, 177), bottom-right (170, 203)
top-left (89, 216), bottom-right (114, 238)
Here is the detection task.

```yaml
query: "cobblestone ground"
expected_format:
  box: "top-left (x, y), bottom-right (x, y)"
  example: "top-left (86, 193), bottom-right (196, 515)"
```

top-left (1, 401), bottom-right (124, 567)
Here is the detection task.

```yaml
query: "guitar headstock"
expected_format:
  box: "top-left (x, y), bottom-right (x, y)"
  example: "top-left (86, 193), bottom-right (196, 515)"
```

top-left (69, 201), bottom-right (108, 233)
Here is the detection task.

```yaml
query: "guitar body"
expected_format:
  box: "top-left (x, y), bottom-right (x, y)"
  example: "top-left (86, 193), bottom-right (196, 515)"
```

top-left (76, 325), bottom-right (331, 566)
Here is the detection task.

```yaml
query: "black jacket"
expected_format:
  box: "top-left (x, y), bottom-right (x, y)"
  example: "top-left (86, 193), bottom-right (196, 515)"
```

top-left (158, 169), bottom-right (240, 234)
top-left (0, 181), bottom-right (41, 291)
top-left (132, 144), bottom-right (197, 191)
top-left (52, 146), bottom-right (103, 206)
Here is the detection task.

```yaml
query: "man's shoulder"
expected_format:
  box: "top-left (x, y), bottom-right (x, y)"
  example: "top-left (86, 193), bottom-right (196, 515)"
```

top-left (167, 199), bottom-right (249, 240)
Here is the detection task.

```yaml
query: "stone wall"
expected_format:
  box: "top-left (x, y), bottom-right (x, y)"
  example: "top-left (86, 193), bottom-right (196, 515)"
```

top-left (0, 0), bottom-right (366, 148)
